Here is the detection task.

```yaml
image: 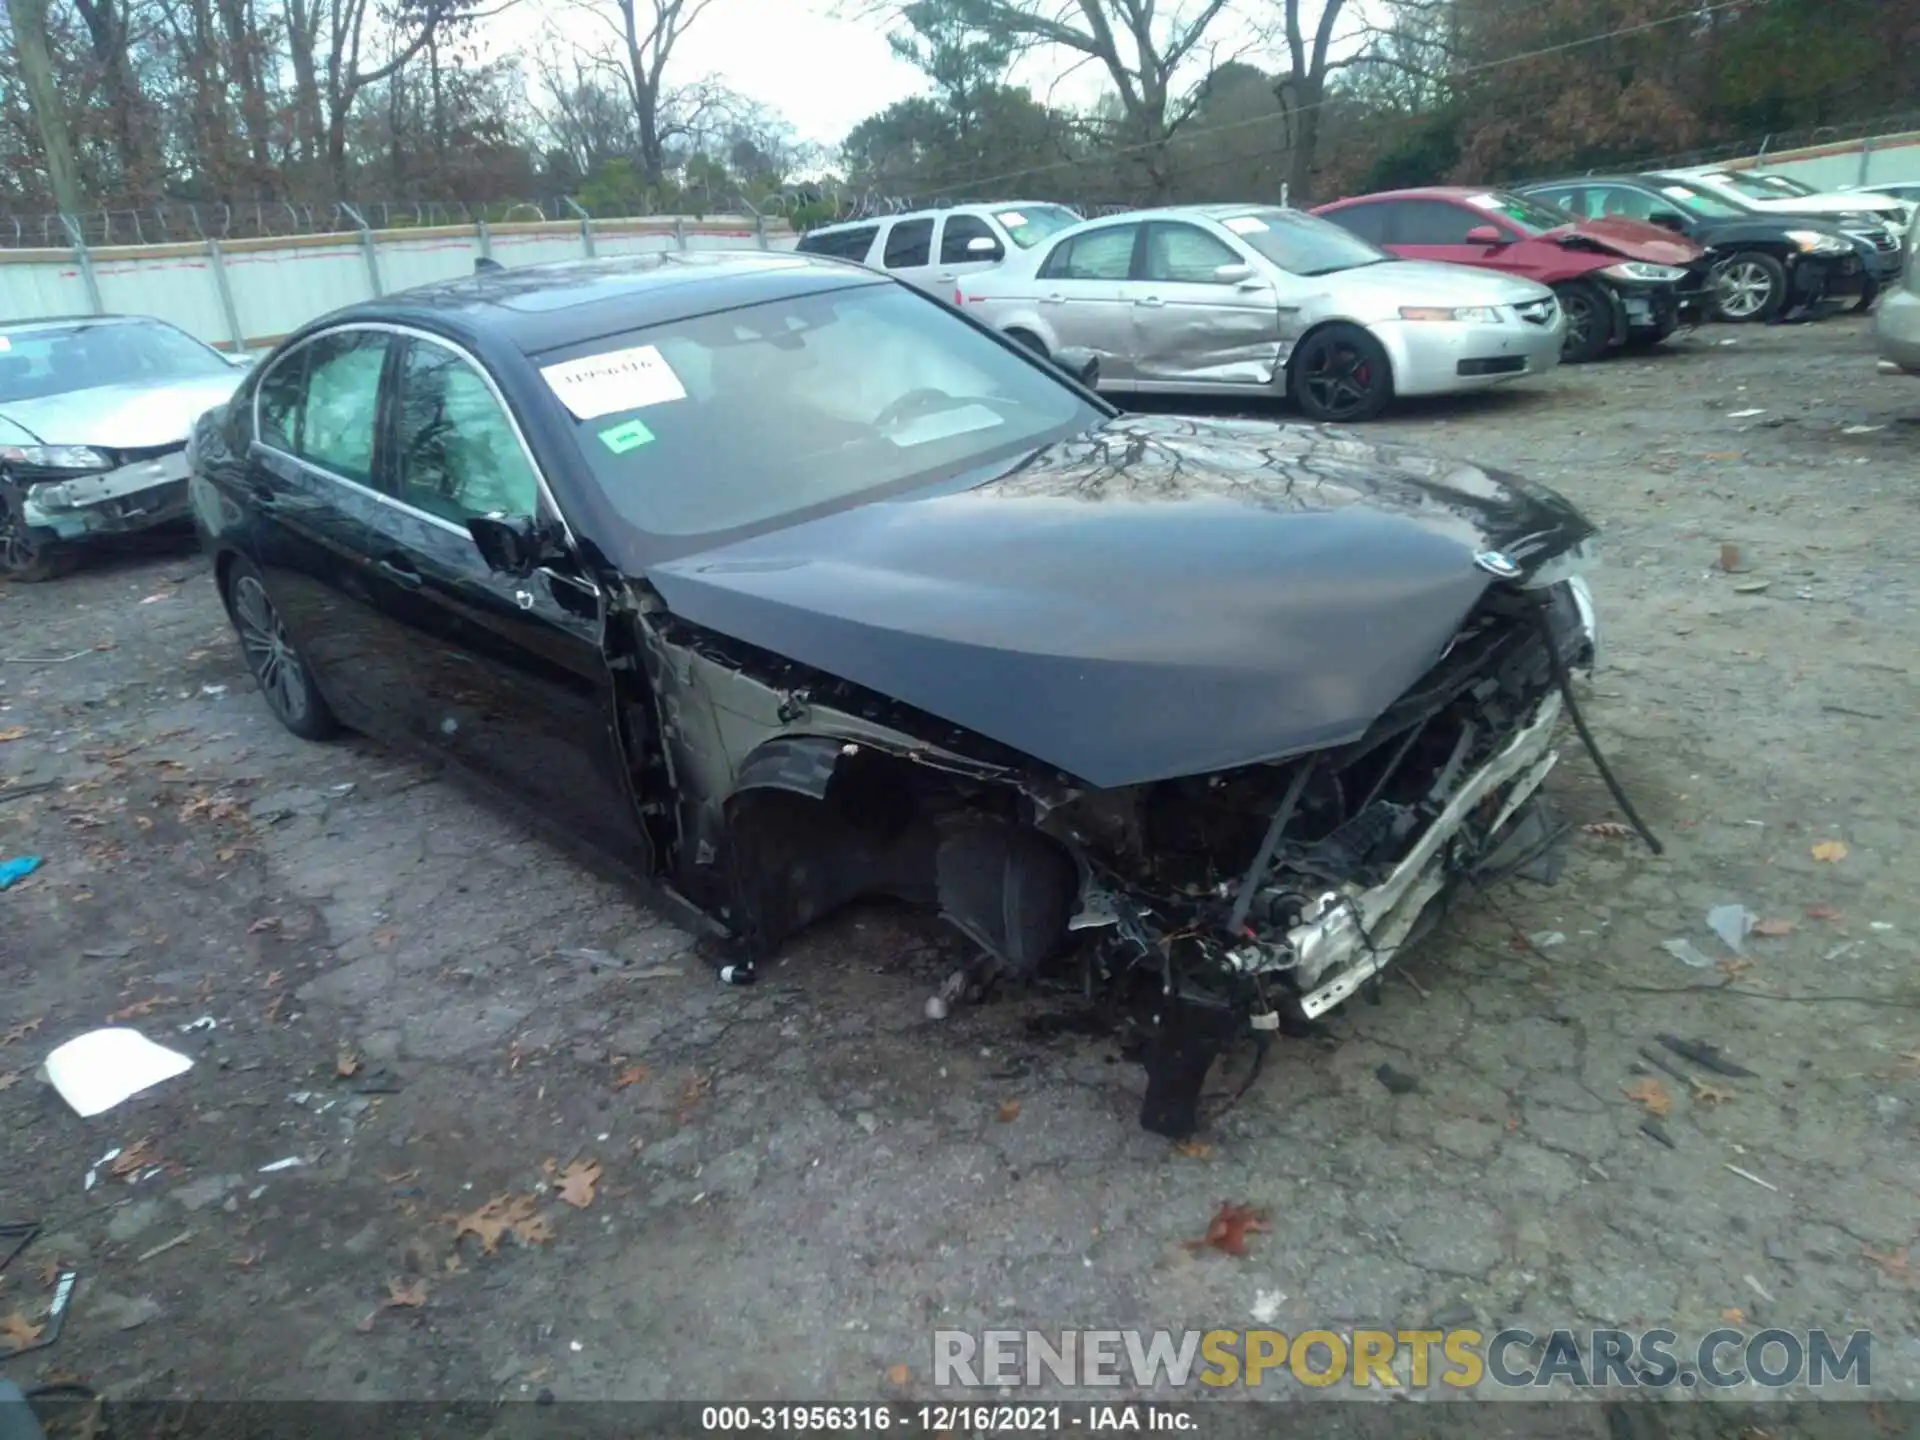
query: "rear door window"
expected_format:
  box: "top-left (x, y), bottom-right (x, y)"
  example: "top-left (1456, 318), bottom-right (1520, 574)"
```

top-left (882, 218), bottom-right (935, 269)
top-left (1037, 225), bottom-right (1140, 280)
top-left (797, 225), bottom-right (879, 262)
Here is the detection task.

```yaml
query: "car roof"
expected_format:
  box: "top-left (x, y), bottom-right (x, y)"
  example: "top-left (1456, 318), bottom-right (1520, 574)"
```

top-left (1320, 187), bottom-right (1502, 205)
top-left (805, 202), bottom-right (1066, 233)
top-left (324, 250), bottom-right (886, 357)
top-left (0, 313), bottom-right (171, 335)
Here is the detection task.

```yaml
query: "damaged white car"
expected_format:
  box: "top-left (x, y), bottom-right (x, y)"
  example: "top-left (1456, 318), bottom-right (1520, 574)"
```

top-left (1, 315), bottom-right (250, 580)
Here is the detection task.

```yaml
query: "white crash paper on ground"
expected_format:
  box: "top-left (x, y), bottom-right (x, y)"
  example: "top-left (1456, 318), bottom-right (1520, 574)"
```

top-left (42, 1027), bottom-right (193, 1117)
top-left (1222, 215), bottom-right (1270, 234)
top-left (540, 344), bottom-right (687, 420)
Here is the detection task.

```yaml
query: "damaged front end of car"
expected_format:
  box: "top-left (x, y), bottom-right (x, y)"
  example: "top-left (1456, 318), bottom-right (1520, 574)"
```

top-left (1037, 571), bottom-right (1604, 1135)
top-left (616, 543), bottom-right (1614, 1139)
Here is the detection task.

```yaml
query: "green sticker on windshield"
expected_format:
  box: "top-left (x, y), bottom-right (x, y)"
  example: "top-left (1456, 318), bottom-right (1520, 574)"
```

top-left (598, 418), bottom-right (655, 454)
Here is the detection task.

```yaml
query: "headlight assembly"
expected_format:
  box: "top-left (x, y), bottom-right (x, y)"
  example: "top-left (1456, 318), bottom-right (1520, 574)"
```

top-left (0, 444), bottom-right (113, 472)
top-left (1399, 305), bottom-right (1505, 323)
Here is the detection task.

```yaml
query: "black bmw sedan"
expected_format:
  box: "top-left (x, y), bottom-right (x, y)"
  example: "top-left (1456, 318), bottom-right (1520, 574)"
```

top-left (188, 250), bottom-right (1618, 1135)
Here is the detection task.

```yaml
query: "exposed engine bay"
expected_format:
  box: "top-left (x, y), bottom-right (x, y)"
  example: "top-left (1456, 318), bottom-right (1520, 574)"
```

top-left (626, 566), bottom-right (1630, 1140)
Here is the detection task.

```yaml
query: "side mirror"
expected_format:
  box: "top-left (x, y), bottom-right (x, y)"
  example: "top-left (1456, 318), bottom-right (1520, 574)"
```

top-left (966, 235), bottom-right (1003, 257)
top-left (1213, 262), bottom-right (1256, 284)
top-left (468, 512), bottom-right (563, 578)
top-left (1465, 224), bottom-right (1508, 246)
top-left (1647, 211), bottom-right (1685, 232)
top-left (1053, 346), bottom-right (1100, 389)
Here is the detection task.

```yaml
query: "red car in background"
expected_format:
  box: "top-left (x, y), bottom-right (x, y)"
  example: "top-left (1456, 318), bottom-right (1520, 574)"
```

top-left (1312, 187), bottom-right (1712, 363)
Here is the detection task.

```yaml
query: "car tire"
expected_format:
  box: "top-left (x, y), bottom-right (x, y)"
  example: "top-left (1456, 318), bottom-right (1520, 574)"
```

top-left (1554, 281), bottom-right (1613, 363)
top-left (222, 556), bottom-right (339, 742)
top-left (1290, 324), bottom-right (1394, 423)
top-left (1005, 328), bottom-right (1048, 357)
top-left (0, 481), bottom-right (79, 583)
top-left (1711, 251), bottom-right (1787, 323)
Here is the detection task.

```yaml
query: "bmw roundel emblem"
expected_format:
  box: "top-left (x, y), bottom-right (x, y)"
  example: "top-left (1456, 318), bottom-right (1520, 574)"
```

top-left (1474, 550), bottom-right (1523, 580)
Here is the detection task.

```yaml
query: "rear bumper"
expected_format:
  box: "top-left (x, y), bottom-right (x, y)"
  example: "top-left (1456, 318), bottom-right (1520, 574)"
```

top-left (1379, 315), bottom-right (1565, 395)
top-left (17, 449), bottom-right (193, 541)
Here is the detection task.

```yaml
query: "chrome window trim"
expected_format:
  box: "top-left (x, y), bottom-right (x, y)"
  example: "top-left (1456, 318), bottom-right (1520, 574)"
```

top-left (249, 320), bottom-right (597, 596)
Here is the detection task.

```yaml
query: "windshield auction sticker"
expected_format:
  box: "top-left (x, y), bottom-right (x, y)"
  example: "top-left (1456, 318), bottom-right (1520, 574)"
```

top-left (1222, 215), bottom-right (1269, 234)
top-left (541, 344), bottom-right (687, 420)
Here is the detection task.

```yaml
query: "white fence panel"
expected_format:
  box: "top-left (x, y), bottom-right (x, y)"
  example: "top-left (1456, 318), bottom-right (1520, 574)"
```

top-left (0, 253), bottom-right (93, 318)
top-left (0, 214), bottom-right (796, 351)
top-left (1710, 130), bottom-right (1920, 189)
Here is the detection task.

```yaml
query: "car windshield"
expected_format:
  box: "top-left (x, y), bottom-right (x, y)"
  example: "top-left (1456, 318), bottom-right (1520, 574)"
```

top-left (994, 205), bottom-right (1081, 248)
top-left (1218, 209), bottom-right (1389, 276)
top-left (1654, 181), bottom-right (1748, 219)
top-left (1469, 190), bottom-right (1575, 234)
top-left (0, 319), bottom-right (231, 404)
top-left (548, 282), bottom-right (1100, 542)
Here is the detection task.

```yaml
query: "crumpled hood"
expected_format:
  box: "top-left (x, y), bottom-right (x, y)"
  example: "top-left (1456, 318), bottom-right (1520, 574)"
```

top-left (1555, 218), bottom-right (1706, 265)
top-left (0, 374), bottom-right (243, 450)
top-left (647, 415), bottom-right (1594, 789)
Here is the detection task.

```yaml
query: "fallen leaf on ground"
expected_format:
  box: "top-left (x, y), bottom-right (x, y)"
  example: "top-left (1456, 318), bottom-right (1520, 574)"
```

top-left (1582, 821), bottom-right (1633, 839)
top-left (1805, 905), bottom-right (1842, 921)
top-left (108, 1138), bottom-right (160, 1177)
top-left (1183, 1201), bottom-right (1270, 1258)
top-left (675, 1073), bottom-right (712, 1123)
top-left (248, 916), bottom-right (282, 934)
top-left (384, 1277), bottom-right (429, 1308)
top-left (1752, 918), bottom-right (1795, 937)
top-left (108, 994), bottom-right (165, 1022)
top-left (1721, 1307), bottom-right (1746, 1325)
top-left (1717, 958), bottom-right (1754, 979)
top-left (0, 728), bottom-right (28, 744)
top-left (885, 1363), bottom-right (911, 1386)
top-left (1174, 1138), bottom-right (1214, 1159)
top-left (612, 1063), bottom-right (650, 1089)
top-left (0, 1072), bottom-right (20, 1092)
top-left (229, 1247), bottom-right (263, 1269)
top-left (1811, 840), bottom-right (1849, 863)
top-left (1623, 1078), bottom-right (1673, 1118)
top-left (0, 1311), bottom-right (44, 1352)
top-left (1691, 1079), bottom-right (1736, 1105)
top-left (335, 1048), bottom-right (362, 1078)
top-left (2, 1018), bottom-right (44, 1045)
top-left (446, 1195), bottom-right (551, 1255)
top-left (382, 1169), bottom-right (419, 1185)
top-left (996, 1099), bottom-right (1022, 1123)
top-left (557, 1158), bottom-right (602, 1210)
top-left (1861, 1247), bottom-right (1913, 1284)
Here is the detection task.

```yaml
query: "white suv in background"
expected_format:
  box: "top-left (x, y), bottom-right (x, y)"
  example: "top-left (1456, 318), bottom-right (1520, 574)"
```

top-left (794, 203), bottom-right (1083, 296)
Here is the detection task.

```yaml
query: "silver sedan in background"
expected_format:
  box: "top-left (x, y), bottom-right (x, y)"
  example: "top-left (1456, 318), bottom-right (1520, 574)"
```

top-left (956, 204), bottom-right (1566, 421)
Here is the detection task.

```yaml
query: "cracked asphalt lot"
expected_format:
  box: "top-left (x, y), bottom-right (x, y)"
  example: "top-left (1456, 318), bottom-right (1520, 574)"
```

top-left (1, 317), bottom-right (1918, 1420)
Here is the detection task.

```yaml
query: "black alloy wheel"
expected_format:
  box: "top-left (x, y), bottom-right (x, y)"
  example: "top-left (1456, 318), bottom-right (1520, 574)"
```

top-left (0, 480), bottom-right (76, 582)
top-left (226, 560), bottom-right (338, 741)
top-left (1553, 281), bottom-right (1613, 364)
top-left (1291, 324), bottom-right (1393, 423)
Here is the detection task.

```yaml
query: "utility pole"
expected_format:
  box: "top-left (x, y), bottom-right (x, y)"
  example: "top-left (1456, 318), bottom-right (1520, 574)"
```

top-left (4, 0), bottom-right (86, 218)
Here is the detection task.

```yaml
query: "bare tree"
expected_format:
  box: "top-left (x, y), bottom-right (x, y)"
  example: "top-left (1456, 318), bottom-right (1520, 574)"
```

top-left (4, 0), bottom-right (85, 214)
top-left (1269, 0), bottom-right (1351, 203)
top-left (569, 0), bottom-right (723, 188)
top-left (873, 0), bottom-right (1235, 199)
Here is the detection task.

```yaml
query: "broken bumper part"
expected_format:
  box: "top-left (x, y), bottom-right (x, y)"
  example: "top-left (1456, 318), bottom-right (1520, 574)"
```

top-left (1280, 689), bottom-right (1563, 1018)
top-left (21, 450), bottom-right (192, 539)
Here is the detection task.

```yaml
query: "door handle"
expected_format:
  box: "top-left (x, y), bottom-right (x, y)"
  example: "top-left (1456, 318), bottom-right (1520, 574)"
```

top-left (1135, 296), bottom-right (1165, 307)
top-left (376, 556), bottom-right (422, 589)
top-left (1043, 293), bottom-right (1065, 304)
top-left (936, 272), bottom-right (957, 282)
